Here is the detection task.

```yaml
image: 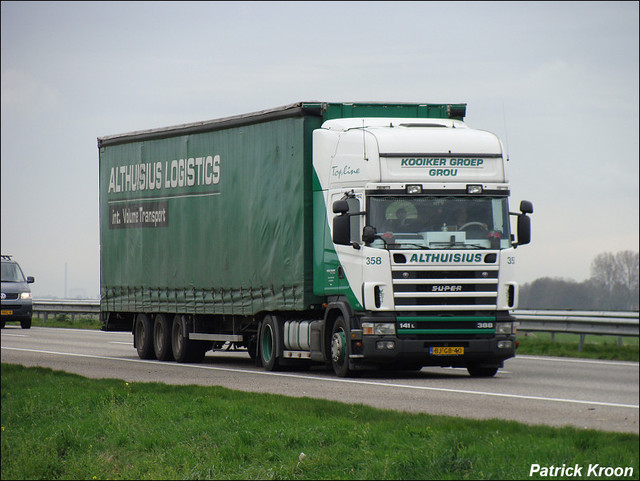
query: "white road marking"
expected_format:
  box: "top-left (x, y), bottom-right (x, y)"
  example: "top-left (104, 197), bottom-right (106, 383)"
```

top-left (516, 354), bottom-right (638, 367)
top-left (3, 346), bottom-right (638, 409)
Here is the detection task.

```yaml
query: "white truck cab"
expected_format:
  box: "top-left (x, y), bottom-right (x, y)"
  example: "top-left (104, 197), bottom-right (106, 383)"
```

top-left (313, 115), bottom-right (533, 377)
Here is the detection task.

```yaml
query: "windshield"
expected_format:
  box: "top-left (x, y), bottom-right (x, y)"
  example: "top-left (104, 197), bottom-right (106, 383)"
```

top-left (367, 195), bottom-right (511, 250)
top-left (1, 262), bottom-right (26, 282)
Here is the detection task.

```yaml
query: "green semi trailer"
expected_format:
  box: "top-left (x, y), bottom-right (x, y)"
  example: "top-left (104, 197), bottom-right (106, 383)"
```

top-left (98, 101), bottom-right (533, 377)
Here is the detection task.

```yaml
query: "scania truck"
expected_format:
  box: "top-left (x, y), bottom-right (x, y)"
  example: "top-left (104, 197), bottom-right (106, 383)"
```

top-left (98, 101), bottom-right (533, 377)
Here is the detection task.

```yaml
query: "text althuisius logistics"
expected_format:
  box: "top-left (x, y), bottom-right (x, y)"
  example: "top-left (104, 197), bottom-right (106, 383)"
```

top-left (107, 155), bottom-right (221, 194)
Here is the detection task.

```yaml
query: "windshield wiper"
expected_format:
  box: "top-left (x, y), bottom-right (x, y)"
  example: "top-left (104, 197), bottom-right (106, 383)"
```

top-left (429, 242), bottom-right (485, 249)
top-left (400, 243), bottom-right (430, 250)
top-left (374, 234), bottom-right (430, 250)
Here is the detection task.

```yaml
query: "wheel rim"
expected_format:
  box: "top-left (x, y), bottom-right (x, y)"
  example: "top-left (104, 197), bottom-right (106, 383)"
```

top-left (331, 329), bottom-right (346, 364)
top-left (262, 324), bottom-right (273, 362)
top-left (135, 319), bottom-right (145, 345)
top-left (173, 319), bottom-right (184, 353)
top-left (155, 321), bottom-right (164, 350)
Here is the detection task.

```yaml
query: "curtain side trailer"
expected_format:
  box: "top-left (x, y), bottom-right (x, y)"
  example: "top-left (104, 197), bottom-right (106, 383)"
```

top-left (98, 102), bottom-right (533, 376)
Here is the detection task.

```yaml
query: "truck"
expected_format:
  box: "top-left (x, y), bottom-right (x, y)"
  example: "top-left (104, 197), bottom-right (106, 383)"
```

top-left (98, 101), bottom-right (533, 377)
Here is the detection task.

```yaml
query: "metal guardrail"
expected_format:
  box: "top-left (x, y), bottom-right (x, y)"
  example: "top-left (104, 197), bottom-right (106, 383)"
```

top-left (513, 309), bottom-right (639, 350)
top-left (33, 299), bottom-right (100, 321)
top-left (32, 301), bottom-right (639, 348)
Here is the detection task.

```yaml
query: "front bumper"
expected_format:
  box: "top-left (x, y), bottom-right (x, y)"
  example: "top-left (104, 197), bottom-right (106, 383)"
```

top-left (1, 300), bottom-right (33, 322)
top-left (357, 334), bottom-right (516, 368)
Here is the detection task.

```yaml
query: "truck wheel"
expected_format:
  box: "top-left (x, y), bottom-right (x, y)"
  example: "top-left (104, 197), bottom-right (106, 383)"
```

top-left (260, 316), bottom-right (280, 371)
top-left (172, 315), bottom-right (190, 362)
top-left (20, 318), bottom-right (32, 329)
top-left (153, 313), bottom-right (174, 361)
top-left (171, 315), bottom-right (208, 363)
top-left (467, 364), bottom-right (499, 377)
top-left (134, 313), bottom-right (155, 359)
top-left (330, 316), bottom-right (351, 377)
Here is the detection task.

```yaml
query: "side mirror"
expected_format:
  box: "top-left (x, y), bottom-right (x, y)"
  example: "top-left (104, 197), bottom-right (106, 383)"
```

top-left (520, 200), bottom-right (533, 214)
top-left (27, 276), bottom-right (35, 284)
top-left (333, 214), bottom-right (351, 245)
top-left (362, 225), bottom-right (376, 245)
top-left (333, 200), bottom-right (349, 215)
top-left (517, 214), bottom-right (531, 246)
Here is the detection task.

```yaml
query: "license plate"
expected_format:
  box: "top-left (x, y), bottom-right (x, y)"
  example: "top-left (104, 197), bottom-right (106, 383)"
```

top-left (430, 346), bottom-right (464, 355)
top-left (1, 310), bottom-right (14, 316)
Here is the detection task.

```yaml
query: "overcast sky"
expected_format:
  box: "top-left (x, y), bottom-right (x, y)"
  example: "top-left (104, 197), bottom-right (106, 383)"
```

top-left (2, 1), bottom-right (638, 299)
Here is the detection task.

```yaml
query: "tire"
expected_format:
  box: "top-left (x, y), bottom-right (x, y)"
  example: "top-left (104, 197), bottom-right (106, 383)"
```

top-left (1, 320), bottom-right (6, 328)
top-left (20, 318), bottom-right (31, 329)
top-left (260, 315), bottom-right (280, 371)
top-left (171, 314), bottom-right (208, 363)
top-left (172, 314), bottom-right (190, 363)
top-left (153, 313), bottom-right (174, 361)
top-left (330, 316), bottom-right (351, 377)
top-left (467, 364), bottom-right (499, 377)
top-left (134, 313), bottom-right (155, 359)
top-left (247, 335), bottom-right (258, 360)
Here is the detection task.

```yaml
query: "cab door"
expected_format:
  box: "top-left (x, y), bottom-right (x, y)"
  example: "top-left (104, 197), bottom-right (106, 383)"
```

top-left (323, 190), bottom-right (365, 311)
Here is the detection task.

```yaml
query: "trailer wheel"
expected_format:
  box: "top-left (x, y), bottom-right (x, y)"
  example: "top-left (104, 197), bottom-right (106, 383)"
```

top-left (134, 313), bottom-right (155, 360)
top-left (171, 315), bottom-right (209, 363)
top-left (260, 316), bottom-right (280, 371)
top-left (172, 315), bottom-right (193, 363)
top-left (330, 316), bottom-right (351, 377)
top-left (153, 313), bottom-right (174, 361)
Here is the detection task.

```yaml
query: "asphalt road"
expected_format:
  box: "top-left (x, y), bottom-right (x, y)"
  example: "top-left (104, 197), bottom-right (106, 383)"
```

top-left (2, 326), bottom-right (638, 434)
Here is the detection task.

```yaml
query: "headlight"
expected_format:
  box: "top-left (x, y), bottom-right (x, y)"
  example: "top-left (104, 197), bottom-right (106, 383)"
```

top-left (20, 292), bottom-right (31, 300)
top-left (495, 322), bottom-right (513, 334)
top-left (362, 322), bottom-right (396, 335)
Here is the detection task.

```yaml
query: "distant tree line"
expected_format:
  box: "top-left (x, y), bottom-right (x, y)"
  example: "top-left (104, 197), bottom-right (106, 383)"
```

top-left (519, 250), bottom-right (639, 311)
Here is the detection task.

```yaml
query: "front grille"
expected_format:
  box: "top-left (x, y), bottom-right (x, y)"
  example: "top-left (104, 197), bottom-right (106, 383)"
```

top-left (392, 259), bottom-right (499, 338)
top-left (392, 265), bottom-right (498, 312)
top-left (392, 269), bottom-right (498, 280)
top-left (1, 293), bottom-right (20, 301)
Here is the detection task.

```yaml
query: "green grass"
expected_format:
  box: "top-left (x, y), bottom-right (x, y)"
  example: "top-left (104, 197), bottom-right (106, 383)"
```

top-left (31, 314), bottom-right (102, 330)
top-left (516, 332), bottom-right (639, 362)
top-left (1, 364), bottom-right (637, 480)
